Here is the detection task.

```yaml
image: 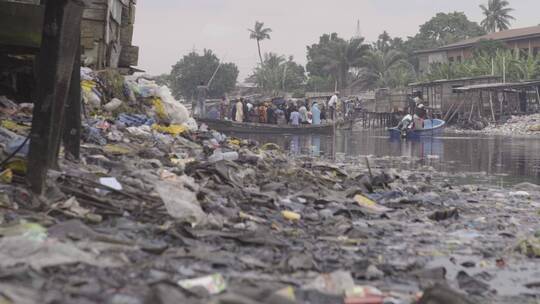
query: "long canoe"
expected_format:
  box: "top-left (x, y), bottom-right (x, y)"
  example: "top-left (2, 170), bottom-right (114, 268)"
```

top-left (198, 118), bottom-right (354, 135)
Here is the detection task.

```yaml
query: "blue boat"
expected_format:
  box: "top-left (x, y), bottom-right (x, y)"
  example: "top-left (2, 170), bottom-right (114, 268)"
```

top-left (388, 119), bottom-right (446, 139)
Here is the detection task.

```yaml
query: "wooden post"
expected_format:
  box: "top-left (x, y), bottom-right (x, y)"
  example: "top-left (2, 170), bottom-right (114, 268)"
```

top-left (489, 90), bottom-right (496, 122)
top-left (468, 94), bottom-right (475, 122)
top-left (27, 0), bottom-right (84, 194)
top-left (62, 43), bottom-right (82, 159)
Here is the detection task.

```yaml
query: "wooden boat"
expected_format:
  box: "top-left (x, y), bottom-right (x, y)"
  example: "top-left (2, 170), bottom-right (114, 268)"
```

top-left (198, 118), bottom-right (354, 135)
top-left (387, 119), bottom-right (445, 138)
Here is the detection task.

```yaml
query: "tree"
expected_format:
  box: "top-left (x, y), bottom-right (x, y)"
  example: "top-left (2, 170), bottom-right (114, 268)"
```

top-left (360, 49), bottom-right (414, 88)
top-left (306, 34), bottom-right (369, 90)
top-left (407, 12), bottom-right (486, 50)
top-left (249, 21), bottom-right (272, 67)
top-left (480, 0), bottom-right (515, 32)
top-left (306, 33), bottom-right (344, 78)
top-left (250, 53), bottom-right (306, 95)
top-left (154, 73), bottom-right (171, 87)
top-left (169, 49), bottom-right (239, 100)
top-left (473, 39), bottom-right (507, 58)
top-left (374, 31), bottom-right (392, 53)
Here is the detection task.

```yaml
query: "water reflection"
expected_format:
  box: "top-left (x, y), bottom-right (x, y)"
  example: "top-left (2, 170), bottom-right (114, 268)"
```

top-left (232, 130), bottom-right (540, 186)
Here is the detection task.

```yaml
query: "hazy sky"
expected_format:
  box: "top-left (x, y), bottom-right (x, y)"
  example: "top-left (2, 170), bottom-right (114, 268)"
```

top-left (133, 0), bottom-right (540, 80)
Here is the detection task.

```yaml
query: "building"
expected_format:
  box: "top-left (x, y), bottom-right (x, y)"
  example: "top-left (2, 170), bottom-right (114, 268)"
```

top-left (416, 25), bottom-right (540, 74)
top-left (81, 0), bottom-right (139, 72)
top-left (0, 0), bottom-right (139, 99)
top-left (409, 76), bottom-right (501, 114)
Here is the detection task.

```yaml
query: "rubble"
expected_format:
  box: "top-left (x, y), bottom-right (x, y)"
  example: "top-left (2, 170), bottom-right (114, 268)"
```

top-left (451, 113), bottom-right (540, 136)
top-left (0, 69), bottom-right (539, 303)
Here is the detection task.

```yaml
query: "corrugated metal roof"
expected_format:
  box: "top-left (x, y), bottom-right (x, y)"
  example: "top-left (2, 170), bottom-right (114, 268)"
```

top-left (454, 80), bottom-right (540, 91)
top-left (416, 25), bottom-right (540, 54)
top-left (409, 75), bottom-right (501, 87)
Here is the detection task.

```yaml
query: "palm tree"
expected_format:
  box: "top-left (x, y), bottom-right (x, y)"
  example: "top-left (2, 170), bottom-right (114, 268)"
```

top-left (248, 21), bottom-right (272, 67)
top-left (319, 38), bottom-right (370, 90)
top-left (360, 49), bottom-right (412, 88)
top-left (480, 0), bottom-right (515, 32)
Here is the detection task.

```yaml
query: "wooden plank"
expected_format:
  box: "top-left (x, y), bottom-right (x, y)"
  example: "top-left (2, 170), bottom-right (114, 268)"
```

top-left (82, 8), bottom-right (106, 21)
top-left (0, 2), bottom-right (44, 49)
top-left (81, 20), bottom-right (105, 39)
top-left (118, 45), bottom-right (138, 67)
top-left (27, 0), bottom-right (84, 194)
top-left (63, 42), bottom-right (82, 159)
top-left (120, 24), bottom-right (133, 45)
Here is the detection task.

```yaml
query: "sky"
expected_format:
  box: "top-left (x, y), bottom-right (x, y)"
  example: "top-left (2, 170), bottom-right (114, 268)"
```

top-left (132, 0), bottom-right (540, 81)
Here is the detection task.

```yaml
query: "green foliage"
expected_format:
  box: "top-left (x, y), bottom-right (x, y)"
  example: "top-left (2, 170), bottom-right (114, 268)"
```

top-left (154, 73), bottom-right (171, 87)
top-left (249, 21), bottom-right (272, 66)
top-left (250, 53), bottom-right (306, 95)
top-left (360, 49), bottom-right (415, 89)
top-left (306, 33), bottom-right (345, 78)
top-left (473, 39), bottom-right (507, 57)
top-left (406, 12), bottom-right (486, 51)
top-left (480, 0), bottom-right (515, 32)
top-left (170, 49), bottom-right (239, 100)
top-left (305, 33), bottom-right (369, 90)
top-left (424, 49), bottom-right (540, 82)
top-left (305, 75), bottom-right (335, 92)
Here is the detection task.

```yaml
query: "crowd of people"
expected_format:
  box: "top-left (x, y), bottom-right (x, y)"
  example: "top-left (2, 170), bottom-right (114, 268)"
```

top-left (206, 92), bottom-right (358, 126)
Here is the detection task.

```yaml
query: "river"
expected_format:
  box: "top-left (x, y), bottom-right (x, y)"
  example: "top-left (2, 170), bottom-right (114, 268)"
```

top-left (232, 130), bottom-right (540, 186)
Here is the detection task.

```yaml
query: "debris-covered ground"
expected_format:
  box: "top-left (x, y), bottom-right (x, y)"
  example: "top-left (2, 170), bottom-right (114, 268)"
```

top-left (450, 113), bottom-right (540, 136)
top-left (1, 70), bottom-right (540, 304)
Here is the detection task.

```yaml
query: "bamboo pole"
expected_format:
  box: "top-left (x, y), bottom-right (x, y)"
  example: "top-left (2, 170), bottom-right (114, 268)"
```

top-left (489, 90), bottom-right (496, 122)
top-left (468, 94), bottom-right (475, 122)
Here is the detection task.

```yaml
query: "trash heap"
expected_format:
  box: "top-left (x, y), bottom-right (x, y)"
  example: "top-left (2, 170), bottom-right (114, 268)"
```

top-left (453, 113), bottom-right (540, 136)
top-left (0, 69), bottom-right (540, 304)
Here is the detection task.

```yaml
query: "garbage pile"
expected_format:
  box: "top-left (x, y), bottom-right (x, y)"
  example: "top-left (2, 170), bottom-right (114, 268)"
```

top-left (453, 113), bottom-right (540, 136)
top-left (0, 69), bottom-right (540, 304)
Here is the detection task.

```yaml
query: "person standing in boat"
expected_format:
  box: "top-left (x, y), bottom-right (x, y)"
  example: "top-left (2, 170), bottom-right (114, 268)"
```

top-left (241, 98), bottom-right (249, 122)
top-left (220, 96), bottom-right (229, 120)
top-left (275, 106), bottom-right (285, 125)
top-left (328, 92), bottom-right (339, 121)
top-left (290, 107), bottom-right (301, 126)
top-left (311, 102), bottom-right (321, 125)
top-left (258, 103), bottom-right (267, 123)
top-left (299, 103), bottom-right (308, 124)
top-left (267, 104), bottom-right (276, 124)
top-left (235, 99), bottom-right (244, 122)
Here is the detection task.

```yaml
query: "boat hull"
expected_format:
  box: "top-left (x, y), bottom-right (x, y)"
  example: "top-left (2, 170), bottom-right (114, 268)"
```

top-left (198, 118), bottom-right (353, 135)
top-left (388, 119), bottom-right (446, 139)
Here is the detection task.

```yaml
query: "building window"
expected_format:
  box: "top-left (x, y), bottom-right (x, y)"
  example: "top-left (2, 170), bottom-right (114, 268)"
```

top-left (448, 57), bottom-right (454, 63)
top-left (534, 47), bottom-right (539, 57)
top-left (457, 56), bottom-right (462, 63)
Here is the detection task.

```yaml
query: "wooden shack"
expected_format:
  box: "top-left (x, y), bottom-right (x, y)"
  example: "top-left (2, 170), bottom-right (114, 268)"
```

top-left (409, 76), bottom-right (501, 114)
top-left (81, 0), bottom-right (139, 72)
top-left (453, 81), bottom-right (540, 122)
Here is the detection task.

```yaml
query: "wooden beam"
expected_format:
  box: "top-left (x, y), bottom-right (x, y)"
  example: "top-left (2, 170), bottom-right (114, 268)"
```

top-left (27, 0), bottom-right (84, 194)
top-left (62, 43), bottom-right (82, 159)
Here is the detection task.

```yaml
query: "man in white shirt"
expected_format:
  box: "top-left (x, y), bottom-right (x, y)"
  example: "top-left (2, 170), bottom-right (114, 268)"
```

top-left (328, 92), bottom-right (339, 121)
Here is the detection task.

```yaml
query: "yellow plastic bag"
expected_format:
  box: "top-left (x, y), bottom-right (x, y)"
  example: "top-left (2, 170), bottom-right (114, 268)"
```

top-left (1, 120), bottom-right (30, 133)
top-left (152, 97), bottom-right (168, 121)
top-left (0, 169), bottom-right (13, 183)
top-left (4, 159), bottom-right (27, 175)
top-left (103, 144), bottom-right (131, 155)
top-left (81, 80), bottom-right (96, 93)
top-left (281, 210), bottom-right (301, 221)
top-left (152, 124), bottom-right (187, 136)
top-left (354, 194), bottom-right (391, 213)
